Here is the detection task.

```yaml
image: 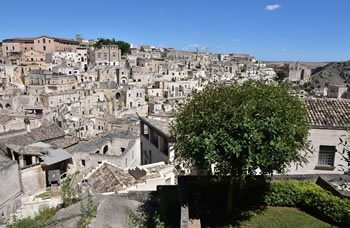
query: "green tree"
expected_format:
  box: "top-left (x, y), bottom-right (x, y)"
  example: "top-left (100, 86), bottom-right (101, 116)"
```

top-left (171, 81), bottom-right (310, 212)
top-left (94, 38), bottom-right (130, 55)
top-left (276, 71), bottom-right (287, 82)
top-left (115, 41), bottom-right (131, 56)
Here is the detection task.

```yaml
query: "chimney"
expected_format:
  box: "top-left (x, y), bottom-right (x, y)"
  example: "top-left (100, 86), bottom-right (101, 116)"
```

top-left (24, 118), bottom-right (31, 133)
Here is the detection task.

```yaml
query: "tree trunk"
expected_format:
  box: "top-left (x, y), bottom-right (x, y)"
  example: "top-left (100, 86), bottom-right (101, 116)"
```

top-left (226, 178), bottom-right (235, 215)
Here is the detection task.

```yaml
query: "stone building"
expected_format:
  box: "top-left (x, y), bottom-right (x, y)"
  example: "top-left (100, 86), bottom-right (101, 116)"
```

top-left (26, 71), bottom-right (77, 95)
top-left (68, 131), bottom-right (141, 173)
top-left (92, 45), bottom-right (121, 66)
top-left (20, 50), bottom-right (46, 65)
top-left (326, 84), bottom-right (348, 99)
top-left (139, 116), bottom-right (174, 165)
top-left (82, 161), bottom-right (176, 194)
top-left (47, 48), bottom-right (88, 71)
top-left (2, 35), bottom-right (79, 57)
top-left (130, 66), bottom-right (154, 85)
top-left (0, 123), bottom-right (76, 195)
top-left (0, 114), bottom-right (26, 133)
top-left (288, 99), bottom-right (350, 174)
top-left (0, 155), bottom-right (22, 220)
top-left (137, 58), bottom-right (164, 71)
top-left (162, 79), bottom-right (200, 99)
top-left (283, 62), bottom-right (311, 83)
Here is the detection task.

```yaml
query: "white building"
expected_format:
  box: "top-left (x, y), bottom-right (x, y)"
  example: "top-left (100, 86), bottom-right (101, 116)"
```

top-left (288, 99), bottom-right (350, 174)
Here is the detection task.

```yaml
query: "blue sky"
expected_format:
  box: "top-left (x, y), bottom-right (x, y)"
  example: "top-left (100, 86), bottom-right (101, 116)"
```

top-left (1, 0), bottom-right (349, 61)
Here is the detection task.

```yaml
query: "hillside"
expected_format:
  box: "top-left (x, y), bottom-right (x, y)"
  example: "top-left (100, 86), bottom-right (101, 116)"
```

top-left (265, 61), bottom-right (329, 70)
top-left (310, 61), bottom-right (350, 88)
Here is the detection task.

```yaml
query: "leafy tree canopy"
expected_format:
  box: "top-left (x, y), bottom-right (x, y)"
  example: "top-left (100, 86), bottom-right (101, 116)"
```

top-left (276, 71), bottom-right (287, 82)
top-left (94, 38), bottom-right (131, 55)
top-left (171, 81), bottom-right (310, 178)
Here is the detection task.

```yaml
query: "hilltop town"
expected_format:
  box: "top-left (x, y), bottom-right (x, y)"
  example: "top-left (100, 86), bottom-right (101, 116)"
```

top-left (0, 35), bottom-right (350, 227)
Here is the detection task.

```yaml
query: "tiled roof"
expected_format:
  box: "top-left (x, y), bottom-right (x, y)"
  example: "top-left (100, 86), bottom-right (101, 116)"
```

top-left (3, 36), bottom-right (79, 45)
top-left (305, 99), bottom-right (350, 129)
top-left (0, 115), bottom-right (15, 124)
top-left (0, 124), bottom-right (66, 153)
top-left (29, 123), bottom-right (66, 142)
top-left (88, 164), bottom-right (136, 193)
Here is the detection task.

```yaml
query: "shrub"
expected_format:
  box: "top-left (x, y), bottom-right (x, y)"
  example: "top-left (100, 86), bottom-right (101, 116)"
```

top-left (264, 180), bottom-right (350, 225)
top-left (7, 207), bottom-right (59, 228)
top-left (77, 194), bottom-right (97, 228)
top-left (60, 173), bottom-right (80, 207)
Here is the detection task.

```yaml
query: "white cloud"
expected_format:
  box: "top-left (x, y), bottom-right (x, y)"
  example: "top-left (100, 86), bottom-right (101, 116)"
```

top-left (265, 4), bottom-right (281, 11)
top-left (188, 44), bottom-right (199, 48)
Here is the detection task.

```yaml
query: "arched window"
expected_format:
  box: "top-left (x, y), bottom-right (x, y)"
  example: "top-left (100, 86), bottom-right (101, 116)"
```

top-left (115, 93), bottom-right (121, 99)
top-left (103, 145), bottom-right (109, 154)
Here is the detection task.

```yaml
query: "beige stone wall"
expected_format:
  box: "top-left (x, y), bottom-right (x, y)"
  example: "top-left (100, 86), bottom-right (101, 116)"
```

top-left (0, 161), bottom-right (22, 218)
top-left (21, 50), bottom-right (46, 63)
top-left (94, 46), bottom-right (121, 65)
top-left (71, 138), bottom-right (141, 173)
top-left (33, 37), bottom-right (55, 53)
top-left (2, 42), bottom-right (33, 56)
top-left (288, 128), bottom-right (348, 174)
top-left (21, 165), bottom-right (46, 195)
top-left (0, 118), bottom-right (26, 133)
top-left (33, 37), bottom-right (77, 53)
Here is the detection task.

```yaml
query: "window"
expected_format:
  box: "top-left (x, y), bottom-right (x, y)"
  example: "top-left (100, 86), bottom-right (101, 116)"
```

top-left (159, 137), bottom-right (169, 155)
top-left (121, 147), bottom-right (126, 153)
top-left (318, 145), bottom-right (336, 166)
top-left (81, 159), bottom-right (86, 167)
top-left (141, 123), bottom-right (149, 137)
top-left (103, 145), bottom-right (109, 154)
top-left (43, 46), bottom-right (46, 51)
top-left (150, 129), bottom-right (159, 148)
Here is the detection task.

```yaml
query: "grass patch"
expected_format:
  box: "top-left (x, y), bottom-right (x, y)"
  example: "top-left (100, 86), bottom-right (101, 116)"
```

top-left (239, 207), bottom-right (331, 228)
top-left (33, 191), bottom-right (51, 201)
top-left (7, 207), bottom-right (59, 228)
top-left (76, 194), bottom-right (97, 228)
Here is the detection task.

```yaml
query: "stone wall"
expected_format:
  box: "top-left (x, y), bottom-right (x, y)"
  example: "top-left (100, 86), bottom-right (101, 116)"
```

top-left (71, 138), bottom-right (141, 173)
top-left (287, 128), bottom-right (348, 175)
top-left (0, 161), bottom-right (22, 220)
top-left (21, 165), bottom-right (46, 195)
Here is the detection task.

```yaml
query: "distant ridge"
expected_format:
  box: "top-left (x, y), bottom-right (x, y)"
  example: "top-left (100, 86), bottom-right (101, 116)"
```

top-left (310, 61), bottom-right (350, 88)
